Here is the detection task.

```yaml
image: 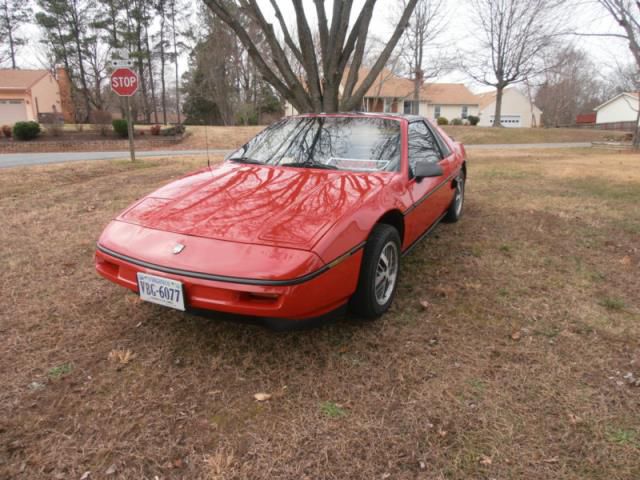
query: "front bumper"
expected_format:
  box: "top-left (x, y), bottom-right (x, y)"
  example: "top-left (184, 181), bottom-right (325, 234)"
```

top-left (95, 245), bottom-right (362, 321)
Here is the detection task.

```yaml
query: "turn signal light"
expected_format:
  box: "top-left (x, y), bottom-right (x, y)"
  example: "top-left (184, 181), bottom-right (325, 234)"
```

top-left (240, 291), bottom-right (280, 303)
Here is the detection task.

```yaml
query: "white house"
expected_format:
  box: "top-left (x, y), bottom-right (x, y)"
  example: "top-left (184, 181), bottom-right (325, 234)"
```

top-left (594, 92), bottom-right (639, 125)
top-left (475, 87), bottom-right (542, 128)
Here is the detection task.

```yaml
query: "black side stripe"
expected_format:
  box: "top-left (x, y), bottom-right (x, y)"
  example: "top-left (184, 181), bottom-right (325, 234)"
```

top-left (403, 171), bottom-right (457, 216)
top-left (96, 241), bottom-right (365, 287)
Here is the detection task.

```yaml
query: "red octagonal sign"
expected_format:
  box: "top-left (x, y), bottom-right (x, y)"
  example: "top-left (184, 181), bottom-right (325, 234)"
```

top-left (111, 67), bottom-right (139, 96)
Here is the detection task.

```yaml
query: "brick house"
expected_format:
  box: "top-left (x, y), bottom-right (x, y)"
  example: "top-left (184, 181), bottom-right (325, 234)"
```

top-left (0, 68), bottom-right (74, 125)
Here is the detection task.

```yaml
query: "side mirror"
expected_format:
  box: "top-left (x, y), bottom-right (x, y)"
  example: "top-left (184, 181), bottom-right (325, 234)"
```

top-left (414, 161), bottom-right (443, 179)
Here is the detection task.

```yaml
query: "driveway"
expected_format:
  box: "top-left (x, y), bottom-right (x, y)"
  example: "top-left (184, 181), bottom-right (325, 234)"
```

top-left (0, 143), bottom-right (592, 169)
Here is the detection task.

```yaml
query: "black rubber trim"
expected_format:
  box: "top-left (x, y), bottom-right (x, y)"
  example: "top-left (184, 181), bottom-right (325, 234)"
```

top-left (403, 171), bottom-right (457, 216)
top-left (401, 212), bottom-right (447, 256)
top-left (96, 241), bottom-right (365, 287)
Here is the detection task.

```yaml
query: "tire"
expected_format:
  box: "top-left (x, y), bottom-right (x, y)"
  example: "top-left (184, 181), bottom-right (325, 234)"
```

top-left (349, 224), bottom-right (401, 319)
top-left (443, 170), bottom-right (465, 223)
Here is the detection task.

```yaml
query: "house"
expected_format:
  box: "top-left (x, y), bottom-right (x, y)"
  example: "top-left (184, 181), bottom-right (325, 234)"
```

top-left (475, 87), bottom-right (542, 128)
top-left (0, 68), bottom-right (73, 125)
top-left (594, 92), bottom-right (639, 130)
top-left (284, 68), bottom-right (480, 121)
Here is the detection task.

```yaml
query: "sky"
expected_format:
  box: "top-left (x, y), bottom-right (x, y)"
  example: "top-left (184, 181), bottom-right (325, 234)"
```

top-left (11, 0), bottom-right (632, 93)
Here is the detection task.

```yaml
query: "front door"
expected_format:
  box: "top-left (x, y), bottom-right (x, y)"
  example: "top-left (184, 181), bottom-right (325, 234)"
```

top-left (403, 121), bottom-right (454, 247)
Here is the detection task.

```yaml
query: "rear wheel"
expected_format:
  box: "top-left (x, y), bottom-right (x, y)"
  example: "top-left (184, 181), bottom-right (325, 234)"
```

top-left (349, 224), bottom-right (401, 319)
top-left (443, 171), bottom-right (465, 223)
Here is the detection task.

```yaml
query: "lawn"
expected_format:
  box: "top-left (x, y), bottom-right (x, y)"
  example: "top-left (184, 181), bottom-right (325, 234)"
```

top-left (179, 125), bottom-right (628, 150)
top-left (1, 149), bottom-right (639, 479)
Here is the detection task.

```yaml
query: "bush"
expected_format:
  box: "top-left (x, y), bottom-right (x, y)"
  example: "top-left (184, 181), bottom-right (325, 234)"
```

top-left (1, 125), bottom-right (12, 138)
top-left (437, 117), bottom-right (448, 126)
top-left (13, 121), bottom-right (41, 141)
top-left (467, 115), bottom-right (480, 126)
top-left (112, 119), bottom-right (129, 138)
top-left (450, 118), bottom-right (463, 126)
top-left (150, 124), bottom-right (161, 136)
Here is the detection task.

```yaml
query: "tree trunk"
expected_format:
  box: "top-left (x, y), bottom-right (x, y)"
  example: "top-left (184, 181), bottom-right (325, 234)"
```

top-left (158, 9), bottom-right (167, 125)
top-left (70, 16), bottom-right (92, 122)
top-left (633, 94), bottom-right (640, 150)
top-left (493, 84), bottom-right (504, 128)
top-left (144, 21), bottom-right (158, 124)
top-left (170, 1), bottom-right (180, 124)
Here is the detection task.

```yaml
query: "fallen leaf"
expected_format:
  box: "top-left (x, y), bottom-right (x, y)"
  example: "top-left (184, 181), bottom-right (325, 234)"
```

top-left (437, 427), bottom-right (447, 437)
top-left (253, 393), bottom-right (271, 402)
top-left (105, 464), bottom-right (117, 475)
top-left (419, 299), bottom-right (431, 310)
top-left (511, 331), bottom-right (522, 341)
top-left (568, 413), bottom-right (582, 425)
top-left (108, 349), bottom-right (136, 365)
top-left (479, 455), bottom-right (492, 465)
top-left (172, 458), bottom-right (183, 468)
top-left (620, 256), bottom-right (632, 266)
top-left (80, 472), bottom-right (91, 480)
top-left (433, 286), bottom-right (455, 298)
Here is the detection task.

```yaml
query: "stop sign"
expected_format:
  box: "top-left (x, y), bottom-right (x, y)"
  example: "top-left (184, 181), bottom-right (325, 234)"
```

top-left (111, 68), bottom-right (139, 96)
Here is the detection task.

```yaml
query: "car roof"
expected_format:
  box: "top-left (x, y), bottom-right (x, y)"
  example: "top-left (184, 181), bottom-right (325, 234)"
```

top-left (291, 112), bottom-right (425, 123)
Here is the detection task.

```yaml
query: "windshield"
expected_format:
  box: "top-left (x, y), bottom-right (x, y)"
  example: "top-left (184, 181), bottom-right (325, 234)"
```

top-left (227, 116), bottom-right (401, 172)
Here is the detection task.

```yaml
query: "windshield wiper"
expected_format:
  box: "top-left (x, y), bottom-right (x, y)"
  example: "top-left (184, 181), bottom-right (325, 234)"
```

top-left (228, 157), bottom-right (264, 165)
top-left (282, 161), bottom-right (339, 170)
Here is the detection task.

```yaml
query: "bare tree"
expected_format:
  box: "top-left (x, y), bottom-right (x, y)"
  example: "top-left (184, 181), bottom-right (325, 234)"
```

top-left (396, 0), bottom-right (445, 113)
top-left (202, 0), bottom-right (420, 113)
top-left (0, 0), bottom-right (30, 68)
top-left (592, 0), bottom-right (640, 148)
top-left (461, 0), bottom-right (564, 127)
top-left (535, 47), bottom-right (606, 126)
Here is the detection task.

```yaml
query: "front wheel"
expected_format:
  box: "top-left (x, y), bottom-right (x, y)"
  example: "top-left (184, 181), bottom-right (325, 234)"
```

top-left (349, 224), bottom-right (401, 319)
top-left (443, 171), bottom-right (465, 223)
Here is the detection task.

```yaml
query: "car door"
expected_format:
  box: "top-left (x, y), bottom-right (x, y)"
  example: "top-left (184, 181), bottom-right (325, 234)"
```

top-left (404, 121), bottom-right (454, 247)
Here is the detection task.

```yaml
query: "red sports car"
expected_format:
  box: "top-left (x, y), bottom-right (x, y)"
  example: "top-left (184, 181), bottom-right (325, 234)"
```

top-left (95, 113), bottom-right (466, 325)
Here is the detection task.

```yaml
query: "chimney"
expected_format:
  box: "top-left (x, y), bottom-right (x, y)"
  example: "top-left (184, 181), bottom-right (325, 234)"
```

top-left (56, 66), bottom-right (75, 124)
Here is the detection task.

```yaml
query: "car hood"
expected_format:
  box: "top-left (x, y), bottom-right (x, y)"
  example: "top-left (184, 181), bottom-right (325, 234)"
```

top-left (119, 162), bottom-right (389, 250)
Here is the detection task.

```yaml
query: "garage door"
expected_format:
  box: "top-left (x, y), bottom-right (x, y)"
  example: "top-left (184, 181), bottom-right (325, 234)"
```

top-left (490, 115), bottom-right (521, 127)
top-left (0, 99), bottom-right (28, 124)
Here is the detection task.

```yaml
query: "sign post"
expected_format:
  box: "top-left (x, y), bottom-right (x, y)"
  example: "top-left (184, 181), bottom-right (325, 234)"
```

top-left (111, 67), bottom-right (139, 162)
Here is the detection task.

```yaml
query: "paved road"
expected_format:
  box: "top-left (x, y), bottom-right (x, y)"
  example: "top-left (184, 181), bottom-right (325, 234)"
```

top-left (0, 142), bottom-right (592, 169)
top-left (0, 149), bottom-right (231, 169)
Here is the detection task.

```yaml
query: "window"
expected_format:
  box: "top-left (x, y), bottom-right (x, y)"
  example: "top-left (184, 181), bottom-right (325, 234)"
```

top-left (404, 100), bottom-right (419, 114)
top-left (384, 98), bottom-right (393, 113)
top-left (408, 121), bottom-right (442, 176)
top-left (434, 106), bottom-right (441, 118)
top-left (461, 106), bottom-right (468, 119)
top-left (228, 116), bottom-right (401, 173)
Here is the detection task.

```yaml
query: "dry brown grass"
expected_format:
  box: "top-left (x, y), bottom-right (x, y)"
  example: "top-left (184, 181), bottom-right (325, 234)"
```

top-left (443, 126), bottom-right (627, 145)
top-left (178, 125), bottom-right (627, 151)
top-left (1, 149), bottom-right (639, 479)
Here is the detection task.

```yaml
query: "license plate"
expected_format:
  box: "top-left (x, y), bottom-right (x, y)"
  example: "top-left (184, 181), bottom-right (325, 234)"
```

top-left (137, 273), bottom-right (185, 311)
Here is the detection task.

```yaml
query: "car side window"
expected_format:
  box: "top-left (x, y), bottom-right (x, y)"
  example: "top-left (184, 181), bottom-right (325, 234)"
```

top-left (408, 121), bottom-right (442, 177)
